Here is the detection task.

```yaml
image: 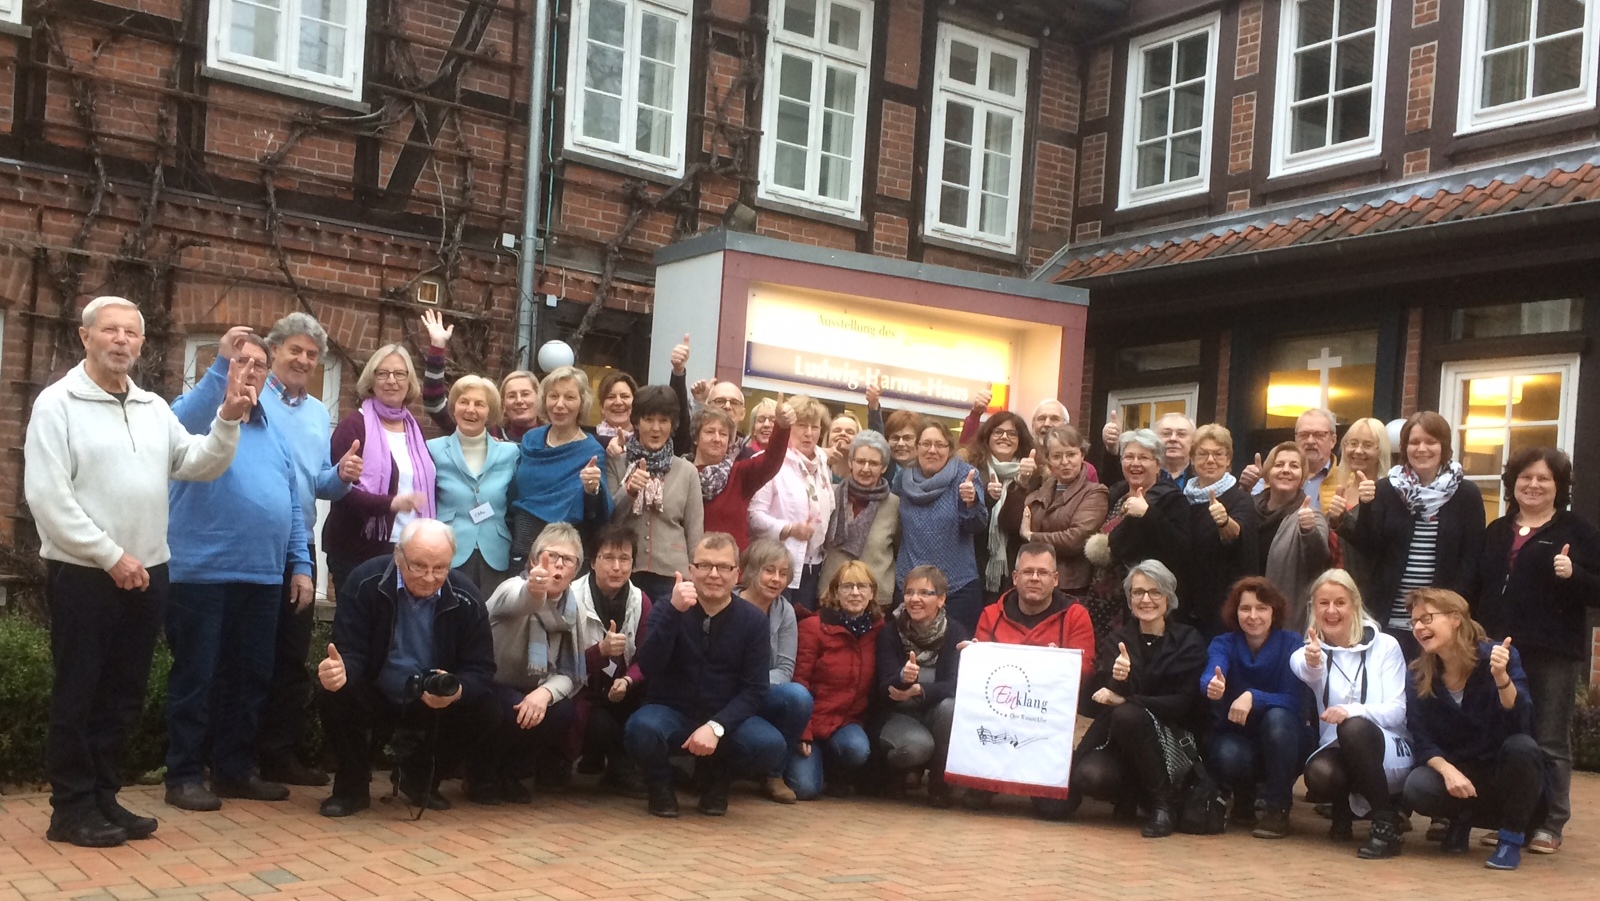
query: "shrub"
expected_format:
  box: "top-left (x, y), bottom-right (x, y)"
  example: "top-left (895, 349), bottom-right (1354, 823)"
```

top-left (1575, 685), bottom-right (1600, 774)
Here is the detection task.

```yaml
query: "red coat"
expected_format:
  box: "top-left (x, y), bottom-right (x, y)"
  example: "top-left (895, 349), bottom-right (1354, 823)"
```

top-left (793, 614), bottom-right (881, 742)
top-left (701, 423), bottom-right (790, 550)
top-left (973, 589), bottom-right (1097, 681)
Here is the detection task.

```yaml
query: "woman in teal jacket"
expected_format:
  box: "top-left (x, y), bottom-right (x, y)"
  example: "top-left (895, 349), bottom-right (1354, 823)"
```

top-left (428, 375), bottom-right (520, 591)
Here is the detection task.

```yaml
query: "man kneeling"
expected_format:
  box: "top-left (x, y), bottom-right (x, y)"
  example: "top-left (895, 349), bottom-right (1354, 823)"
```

top-left (625, 533), bottom-right (785, 817)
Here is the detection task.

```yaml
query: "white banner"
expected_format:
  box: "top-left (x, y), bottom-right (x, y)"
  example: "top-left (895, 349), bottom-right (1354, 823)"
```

top-left (944, 643), bottom-right (1082, 799)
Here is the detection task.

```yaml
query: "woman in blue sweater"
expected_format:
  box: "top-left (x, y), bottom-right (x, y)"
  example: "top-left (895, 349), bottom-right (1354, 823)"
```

top-left (1200, 576), bottom-right (1307, 839)
top-left (893, 420), bottom-right (988, 630)
top-left (1403, 588), bottom-right (1539, 870)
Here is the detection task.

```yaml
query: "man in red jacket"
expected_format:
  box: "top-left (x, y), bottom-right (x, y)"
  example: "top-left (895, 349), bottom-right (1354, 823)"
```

top-left (966, 541), bottom-right (1097, 819)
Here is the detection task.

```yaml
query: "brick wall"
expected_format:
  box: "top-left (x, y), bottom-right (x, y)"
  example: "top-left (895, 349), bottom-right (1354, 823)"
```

top-left (1401, 306), bottom-right (1424, 416)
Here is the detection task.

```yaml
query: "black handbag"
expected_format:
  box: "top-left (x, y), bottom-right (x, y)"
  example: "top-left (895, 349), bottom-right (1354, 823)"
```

top-left (1176, 763), bottom-right (1229, 835)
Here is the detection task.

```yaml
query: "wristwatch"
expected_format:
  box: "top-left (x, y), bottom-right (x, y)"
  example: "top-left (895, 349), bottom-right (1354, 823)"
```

top-left (707, 720), bottom-right (726, 739)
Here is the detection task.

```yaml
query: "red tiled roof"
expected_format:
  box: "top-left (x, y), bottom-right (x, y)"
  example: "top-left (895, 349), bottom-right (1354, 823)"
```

top-left (1054, 162), bottom-right (1600, 282)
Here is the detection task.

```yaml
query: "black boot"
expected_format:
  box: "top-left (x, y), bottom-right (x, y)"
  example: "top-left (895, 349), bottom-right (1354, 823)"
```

top-left (698, 769), bottom-right (730, 816)
top-left (1141, 784), bottom-right (1176, 839)
top-left (646, 781), bottom-right (680, 818)
top-left (1329, 796), bottom-right (1354, 841)
top-left (1358, 811), bottom-right (1405, 859)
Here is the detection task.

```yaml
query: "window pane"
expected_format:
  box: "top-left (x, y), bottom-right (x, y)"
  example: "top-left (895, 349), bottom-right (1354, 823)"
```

top-left (1332, 90), bottom-right (1370, 142)
top-left (1338, 0), bottom-right (1378, 33)
top-left (1138, 92), bottom-right (1170, 141)
top-left (636, 103), bottom-right (670, 156)
top-left (939, 184), bottom-right (969, 226)
top-left (1170, 131), bottom-right (1202, 180)
top-left (639, 12), bottom-right (676, 62)
top-left (1335, 32), bottom-right (1374, 90)
top-left (1485, 0), bottom-right (1533, 51)
top-left (983, 111), bottom-right (1014, 158)
top-left (1298, 0), bottom-right (1335, 45)
top-left (1296, 44), bottom-right (1332, 101)
top-left (1512, 371), bottom-right (1564, 421)
top-left (1450, 299), bottom-right (1584, 338)
top-left (1173, 82), bottom-right (1206, 131)
top-left (1536, 0), bottom-right (1585, 37)
top-left (944, 100), bottom-right (974, 146)
top-left (979, 190), bottom-right (1008, 236)
top-left (1532, 34), bottom-right (1584, 96)
top-left (942, 138), bottom-right (971, 189)
top-left (1176, 34), bottom-right (1209, 82)
top-left (828, 3), bottom-right (862, 50)
top-left (297, 19), bottom-right (344, 77)
top-left (583, 90), bottom-right (622, 142)
top-left (776, 97), bottom-right (810, 146)
top-left (1143, 43), bottom-right (1173, 90)
top-left (949, 40), bottom-right (980, 84)
top-left (229, 0), bottom-right (283, 62)
top-left (819, 152), bottom-right (849, 199)
top-left (1291, 99), bottom-right (1329, 152)
top-left (989, 53), bottom-right (1019, 96)
top-left (775, 144), bottom-right (808, 189)
top-left (782, 0), bottom-right (818, 38)
top-left (589, 0), bottom-right (626, 46)
top-left (1136, 143), bottom-right (1167, 188)
top-left (1482, 47), bottom-right (1530, 106)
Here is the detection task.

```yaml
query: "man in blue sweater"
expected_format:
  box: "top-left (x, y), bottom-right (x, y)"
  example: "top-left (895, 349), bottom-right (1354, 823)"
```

top-left (164, 331), bottom-right (311, 812)
top-left (625, 532), bottom-right (784, 817)
top-left (258, 313), bottom-right (362, 787)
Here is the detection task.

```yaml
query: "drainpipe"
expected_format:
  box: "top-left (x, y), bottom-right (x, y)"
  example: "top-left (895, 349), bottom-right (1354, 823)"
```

top-left (515, 0), bottom-right (553, 372)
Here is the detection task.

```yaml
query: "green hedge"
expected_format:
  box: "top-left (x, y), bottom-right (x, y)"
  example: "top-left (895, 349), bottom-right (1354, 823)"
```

top-left (0, 613), bottom-right (332, 788)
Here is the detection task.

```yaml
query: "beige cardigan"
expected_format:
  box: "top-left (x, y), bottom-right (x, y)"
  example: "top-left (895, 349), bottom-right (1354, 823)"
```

top-left (820, 493), bottom-right (901, 607)
top-left (606, 455), bottom-right (705, 578)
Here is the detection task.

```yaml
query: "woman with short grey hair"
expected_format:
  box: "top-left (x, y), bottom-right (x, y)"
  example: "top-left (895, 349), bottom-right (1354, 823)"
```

top-left (1070, 558), bottom-right (1207, 837)
top-left (820, 431), bottom-right (900, 607)
top-left (1082, 429), bottom-right (1192, 639)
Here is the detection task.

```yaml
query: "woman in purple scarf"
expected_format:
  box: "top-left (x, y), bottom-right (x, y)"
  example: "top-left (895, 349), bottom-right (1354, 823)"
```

top-left (324, 344), bottom-right (437, 597)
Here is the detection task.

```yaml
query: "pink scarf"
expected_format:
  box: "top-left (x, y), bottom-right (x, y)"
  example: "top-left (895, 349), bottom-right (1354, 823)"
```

top-left (358, 397), bottom-right (436, 523)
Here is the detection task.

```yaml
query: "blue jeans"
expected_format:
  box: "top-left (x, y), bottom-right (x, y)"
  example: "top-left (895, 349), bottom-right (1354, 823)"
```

top-left (624, 704), bottom-right (786, 786)
top-left (784, 723), bottom-right (870, 800)
top-left (164, 581), bottom-right (281, 784)
top-left (762, 682), bottom-right (814, 778)
top-left (1205, 706), bottom-right (1307, 809)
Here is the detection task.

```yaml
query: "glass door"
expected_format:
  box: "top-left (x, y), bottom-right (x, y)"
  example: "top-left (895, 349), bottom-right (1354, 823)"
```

top-left (1440, 355), bottom-right (1579, 521)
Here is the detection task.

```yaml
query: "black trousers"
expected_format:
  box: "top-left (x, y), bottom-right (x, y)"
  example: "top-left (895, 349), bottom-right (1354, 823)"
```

top-left (317, 680), bottom-right (498, 799)
top-left (1073, 704), bottom-right (1170, 802)
top-left (1402, 734), bottom-right (1547, 834)
top-left (259, 553), bottom-right (315, 769)
top-left (45, 561), bottom-right (168, 817)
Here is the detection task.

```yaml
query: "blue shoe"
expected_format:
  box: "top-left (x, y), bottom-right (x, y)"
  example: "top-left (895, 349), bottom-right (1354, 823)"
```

top-left (1485, 830), bottom-right (1524, 870)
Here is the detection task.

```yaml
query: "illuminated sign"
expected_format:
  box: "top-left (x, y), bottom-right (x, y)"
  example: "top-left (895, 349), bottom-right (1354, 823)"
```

top-left (746, 343), bottom-right (1000, 409)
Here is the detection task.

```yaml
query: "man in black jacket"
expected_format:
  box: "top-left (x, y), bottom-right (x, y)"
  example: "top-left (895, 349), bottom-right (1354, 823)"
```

top-left (315, 519), bottom-right (497, 817)
top-left (624, 532), bottom-right (785, 817)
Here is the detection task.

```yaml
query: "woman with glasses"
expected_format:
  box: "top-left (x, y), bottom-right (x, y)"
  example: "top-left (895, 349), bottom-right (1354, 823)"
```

top-left (1403, 588), bottom-right (1540, 870)
top-left (964, 412), bottom-right (1038, 603)
top-left (875, 565), bottom-right (970, 808)
top-left (325, 344), bottom-right (436, 595)
top-left (1084, 429), bottom-right (1190, 639)
top-left (882, 409), bottom-right (922, 482)
top-left (1324, 417), bottom-right (1391, 592)
top-left (749, 396), bottom-right (836, 611)
top-left (1182, 424), bottom-right (1259, 637)
top-left (698, 381), bottom-right (751, 458)
top-left (1016, 425), bottom-right (1107, 603)
top-left (821, 431), bottom-right (900, 609)
top-left (893, 420), bottom-right (988, 630)
top-left (737, 539), bottom-right (814, 804)
top-left (785, 562), bottom-right (883, 800)
top-left (427, 375), bottom-right (520, 592)
top-left (605, 385), bottom-right (703, 604)
top-left (746, 397), bottom-right (776, 457)
top-left (1070, 560), bottom-right (1207, 838)
top-left (509, 367), bottom-right (611, 570)
top-left (571, 525), bottom-right (651, 796)
top-left (693, 401), bottom-right (792, 551)
top-left (1291, 569), bottom-right (1412, 859)
top-left (1253, 442), bottom-right (1329, 631)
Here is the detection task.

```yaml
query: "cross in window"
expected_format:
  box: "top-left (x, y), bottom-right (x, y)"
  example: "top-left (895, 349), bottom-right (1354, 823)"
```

top-left (1306, 346), bottom-right (1343, 409)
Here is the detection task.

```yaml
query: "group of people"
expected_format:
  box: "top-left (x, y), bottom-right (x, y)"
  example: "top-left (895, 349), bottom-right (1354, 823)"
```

top-left (23, 297), bottom-right (1597, 874)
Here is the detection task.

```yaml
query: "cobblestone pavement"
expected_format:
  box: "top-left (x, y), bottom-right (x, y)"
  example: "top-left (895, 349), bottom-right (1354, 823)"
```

top-left (3, 771), bottom-right (1599, 900)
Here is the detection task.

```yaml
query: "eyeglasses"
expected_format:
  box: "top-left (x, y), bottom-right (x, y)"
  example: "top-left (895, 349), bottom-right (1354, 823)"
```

top-left (853, 459), bottom-right (884, 469)
top-left (1296, 430), bottom-right (1334, 441)
top-left (887, 435), bottom-right (917, 445)
top-left (1194, 449), bottom-right (1229, 461)
top-left (691, 561), bottom-right (737, 575)
top-left (400, 559), bottom-right (451, 579)
top-left (918, 441), bottom-right (950, 451)
top-left (1016, 568), bottom-right (1055, 580)
top-left (904, 588), bottom-right (942, 599)
top-left (1129, 588), bottom-right (1166, 600)
top-left (991, 428), bottom-right (1019, 439)
top-left (374, 370), bottom-right (409, 383)
top-left (596, 553), bottom-right (633, 565)
top-left (1410, 611), bottom-right (1449, 627)
top-left (1346, 440), bottom-right (1379, 452)
top-left (1046, 451), bottom-right (1081, 463)
top-left (539, 551), bottom-right (581, 569)
top-left (709, 396), bottom-right (746, 409)
top-left (838, 582), bottom-right (873, 594)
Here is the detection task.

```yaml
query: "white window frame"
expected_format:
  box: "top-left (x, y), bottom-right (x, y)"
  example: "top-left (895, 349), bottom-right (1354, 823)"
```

top-left (1270, 0), bottom-right (1389, 176)
top-left (1458, 0), bottom-right (1598, 134)
top-left (0, 0), bottom-right (22, 27)
top-left (206, 0), bottom-right (368, 103)
top-left (564, 0), bottom-right (694, 177)
top-left (923, 23), bottom-right (1031, 253)
top-left (1106, 383), bottom-right (1200, 429)
top-left (1440, 353), bottom-right (1580, 517)
top-left (757, 0), bottom-right (874, 218)
top-left (1119, 13), bottom-right (1220, 209)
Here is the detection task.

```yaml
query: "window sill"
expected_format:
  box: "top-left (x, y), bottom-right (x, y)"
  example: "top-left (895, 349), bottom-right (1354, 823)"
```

top-left (557, 146), bottom-right (686, 187)
top-left (1447, 107), bottom-right (1600, 159)
top-left (0, 21), bottom-right (31, 39)
top-left (753, 193), bottom-right (867, 232)
top-left (919, 229), bottom-right (1023, 264)
top-left (1105, 192), bottom-right (1212, 228)
top-left (201, 65), bottom-right (368, 113)
top-left (1260, 156), bottom-right (1388, 200)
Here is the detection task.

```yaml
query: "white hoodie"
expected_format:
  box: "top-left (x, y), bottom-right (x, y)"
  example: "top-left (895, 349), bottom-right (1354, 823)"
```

top-left (24, 362), bottom-right (240, 571)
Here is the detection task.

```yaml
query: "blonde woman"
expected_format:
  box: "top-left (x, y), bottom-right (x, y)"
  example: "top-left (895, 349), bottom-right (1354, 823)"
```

top-left (509, 366), bottom-right (609, 568)
top-left (427, 376), bottom-right (519, 590)
top-left (749, 395), bottom-right (836, 610)
top-left (1325, 417), bottom-right (1391, 588)
top-left (325, 344), bottom-right (435, 594)
top-left (1252, 442), bottom-right (1329, 628)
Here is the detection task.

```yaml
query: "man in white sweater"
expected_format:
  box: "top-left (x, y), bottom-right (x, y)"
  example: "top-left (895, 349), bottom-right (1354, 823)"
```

top-left (23, 296), bottom-right (255, 848)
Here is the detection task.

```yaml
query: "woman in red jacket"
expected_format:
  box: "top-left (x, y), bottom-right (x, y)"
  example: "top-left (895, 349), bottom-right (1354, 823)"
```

top-left (784, 561), bottom-right (882, 800)
top-left (692, 402), bottom-right (792, 550)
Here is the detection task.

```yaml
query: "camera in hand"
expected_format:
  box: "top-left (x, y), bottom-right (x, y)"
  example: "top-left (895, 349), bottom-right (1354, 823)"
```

top-left (404, 670), bottom-right (459, 702)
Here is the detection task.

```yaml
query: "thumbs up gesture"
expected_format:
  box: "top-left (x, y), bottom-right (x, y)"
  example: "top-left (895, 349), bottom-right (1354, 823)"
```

top-left (670, 333), bottom-right (691, 374)
top-left (1239, 453), bottom-right (1264, 490)
top-left (986, 469), bottom-right (1004, 500)
top-left (600, 619), bottom-right (627, 658)
top-left (527, 562), bottom-right (551, 595)
top-left (1019, 504), bottom-right (1034, 541)
top-left (607, 429), bottom-right (628, 458)
top-left (1304, 626), bottom-right (1323, 669)
top-left (1327, 474), bottom-right (1356, 519)
top-left (1122, 485), bottom-right (1149, 518)
top-left (1101, 410), bottom-right (1121, 453)
top-left (318, 643), bottom-right (346, 691)
top-left (864, 382), bottom-right (881, 409)
top-left (624, 461), bottom-right (650, 496)
top-left (1489, 636), bottom-right (1513, 681)
top-left (1357, 472), bottom-right (1377, 504)
top-left (1208, 489), bottom-right (1229, 527)
top-left (972, 389), bottom-right (993, 415)
top-left (1554, 543), bottom-right (1573, 580)
top-left (1111, 641), bottom-right (1131, 682)
top-left (775, 391), bottom-right (796, 428)
top-left (337, 439), bottom-right (364, 484)
top-left (1018, 448), bottom-right (1038, 481)
top-left (959, 470), bottom-right (978, 506)
top-left (1206, 665), bottom-right (1226, 701)
top-left (1297, 496), bottom-right (1316, 533)
top-left (901, 651), bottom-right (920, 685)
top-left (670, 571), bottom-right (697, 612)
top-left (580, 455), bottom-right (602, 494)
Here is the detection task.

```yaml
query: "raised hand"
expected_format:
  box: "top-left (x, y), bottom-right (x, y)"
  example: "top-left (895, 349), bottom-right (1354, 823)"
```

top-left (1357, 472), bottom-right (1377, 504)
top-left (1206, 666), bottom-right (1226, 701)
top-left (1489, 636), bottom-right (1513, 682)
top-left (1304, 625), bottom-right (1323, 669)
top-left (670, 571), bottom-right (697, 612)
top-left (691, 378), bottom-right (714, 404)
top-left (986, 470), bottom-right (1003, 500)
top-left (1297, 496), bottom-right (1316, 533)
top-left (1101, 410), bottom-right (1120, 453)
top-left (580, 455), bottom-right (602, 494)
top-left (624, 462), bottom-right (650, 496)
top-left (607, 430), bottom-right (627, 458)
top-left (527, 562), bottom-right (551, 596)
top-left (1327, 474), bottom-right (1356, 519)
top-left (1122, 485), bottom-right (1149, 518)
top-left (1228, 690), bottom-right (1253, 726)
top-left (865, 382), bottom-right (881, 409)
top-left (600, 619), bottom-right (627, 658)
top-left (972, 389), bottom-right (993, 414)
top-left (1112, 641), bottom-right (1131, 682)
top-left (421, 310), bottom-right (453, 348)
top-left (959, 471), bottom-right (978, 506)
top-left (775, 392), bottom-right (795, 428)
top-left (1239, 453), bottom-right (1264, 490)
top-left (1017, 449), bottom-right (1038, 482)
top-left (219, 356), bottom-right (258, 421)
top-left (1019, 505), bottom-right (1034, 541)
top-left (217, 325), bottom-right (255, 360)
top-left (1208, 489), bottom-right (1229, 527)
top-left (318, 643), bottom-right (346, 691)
top-left (337, 439), bottom-right (364, 484)
top-left (390, 491), bottom-right (426, 514)
top-left (825, 444), bottom-right (845, 469)
top-left (108, 553), bottom-right (150, 591)
top-left (1554, 543), bottom-right (1573, 580)
top-left (669, 333), bottom-right (691, 374)
top-left (901, 651), bottom-right (920, 685)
